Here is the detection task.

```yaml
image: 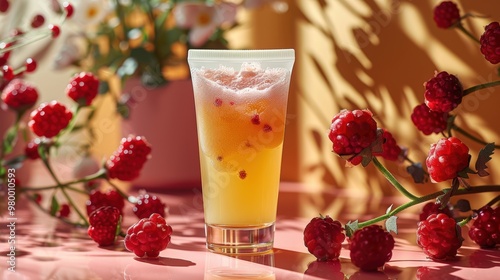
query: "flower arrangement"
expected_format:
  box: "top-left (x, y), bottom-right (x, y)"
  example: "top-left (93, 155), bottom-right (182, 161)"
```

top-left (303, 0), bottom-right (500, 272)
top-left (54, 0), bottom-right (278, 92)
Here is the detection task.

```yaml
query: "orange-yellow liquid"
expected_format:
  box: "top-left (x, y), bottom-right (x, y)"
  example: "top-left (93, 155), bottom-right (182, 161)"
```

top-left (192, 65), bottom-right (289, 226)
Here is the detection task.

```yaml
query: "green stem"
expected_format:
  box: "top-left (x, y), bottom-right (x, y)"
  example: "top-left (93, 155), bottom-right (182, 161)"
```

top-left (458, 217), bottom-right (472, 227)
top-left (486, 195), bottom-right (500, 207)
top-left (372, 157), bottom-right (418, 200)
top-left (105, 178), bottom-right (130, 201)
top-left (463, 80), bottom-right (500, 97)
top-left (451, 125), bottom-right (500, 149)
top-left (358, 184), bottom-right (500, 228)
top-left (23, 193), bottom-right (87, 228)
top-left (456, 24), bottom-right (480, 44)
top-left (20, 169), bottom-right (107, 193)
top-left (60, 187), bottom-right (89, 226)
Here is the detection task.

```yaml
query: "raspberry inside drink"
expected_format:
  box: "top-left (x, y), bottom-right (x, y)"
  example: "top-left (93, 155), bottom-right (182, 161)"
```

top-left (188, 49), bottom-right (294, 254)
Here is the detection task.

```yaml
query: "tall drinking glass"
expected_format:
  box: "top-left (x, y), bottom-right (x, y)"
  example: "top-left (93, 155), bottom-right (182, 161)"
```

top-left (188, 49), bottom-right (295, 254)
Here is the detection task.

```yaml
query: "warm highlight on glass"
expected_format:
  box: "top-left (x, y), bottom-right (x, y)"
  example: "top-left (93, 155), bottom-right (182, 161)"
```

top-left (188, 49), bottom-right (295, 254)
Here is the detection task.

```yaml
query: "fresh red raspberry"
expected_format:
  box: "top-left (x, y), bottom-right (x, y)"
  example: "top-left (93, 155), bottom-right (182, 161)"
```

top-left (303, 215), bottom-right (345, 261)
top-left (1, 65), bottom-right (14, 80)
top-left (86, 189), bottom-right (125, 216)
top-left (87, 206), bottom-right (122, 246)
top-left (58, 204), bottom-right (71, 218)
top-left (433, 1), bottom-right (460, 29)
top-left (133, 193), bottom-right (166, 219)
top-left (33, 193), bottom-right (42, 204)
top-left (349, 225), bottom-right (395, 271)
top-left (411, 103), bottom-right (449, 135)
top-left (25, 138), bottom-right (51, 160)
top-left (480, 22), bottom-right (500, 64)
top-left (105, 135), bottom-right (152, 181)
top-left (1, 78), bottom-right (39, 112)
top-left (25, 57), bottom-right (37, 72)
top-left (0, 0), bottom-right (9, 13)
top-left (66, 72), bottom-right (99, 106)
top-left (468, 206), bottom-right (500, 248)
top-left (424, 71), bottom-right (463, 113)
top-left (30, 14), bottom-right (45, 28)
top-left (329, 109), bottom-right (377, 162)
top-left (417, 213), bottom-right (463, 260)
top-left (419, 202), bottom-right (453, 221)
top-left (425, 137), bottom-right (470, 183)
top-left (28, 101), bottom-right (73, 138)
top-left (63, 2), bottom-right (74, 18)
top-left (124, 213), bottom-right (173, 258)
top-left (373, 129), bottom-right (402, 161)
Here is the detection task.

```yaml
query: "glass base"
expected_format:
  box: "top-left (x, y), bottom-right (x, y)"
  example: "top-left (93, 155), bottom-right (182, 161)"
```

top-left (205, 223), bottom-right (275, 254)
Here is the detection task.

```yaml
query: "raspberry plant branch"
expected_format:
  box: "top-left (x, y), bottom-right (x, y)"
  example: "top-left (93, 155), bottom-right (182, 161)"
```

top-left (451, 124), bottom-right (500, 149)
top-left (37, 144), bottom-right (89, 225)
top-left (455, 24), bottom-right (480, 44)
top-left (462, 80), bottom-right (500, 97)
top-left (372, 157), bottom-right (418, 200)
top-left (355, 184), bottom-right (500, 230)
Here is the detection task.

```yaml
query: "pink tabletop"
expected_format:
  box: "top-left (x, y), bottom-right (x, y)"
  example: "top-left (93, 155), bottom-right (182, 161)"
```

top-left (1, 182), bottom-right (499, 279)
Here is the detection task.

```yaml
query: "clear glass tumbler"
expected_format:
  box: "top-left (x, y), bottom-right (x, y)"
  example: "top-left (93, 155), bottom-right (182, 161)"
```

top-left (188, 49), bottom-right (295, 254)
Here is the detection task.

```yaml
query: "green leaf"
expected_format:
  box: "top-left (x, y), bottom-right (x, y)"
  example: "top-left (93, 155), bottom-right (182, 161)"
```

top-left (475, 143), bottom-right (495, 177)
top-left (345, 220), bottom-right (359, 237)
top-left (406, 162), bottom-right (426, 184)
top-left (50, 196), bottom-right (60, 216)
top-left (385, 216), bottom-right (398, 234)
top-left (455, 199), bottom-right (471, 212)
top-left (98, 80), bottom-right (110, 95)
top-left (116, 101), bottom-right (130, 119)
top-left (386, 204), bottom-right (393, 214)
top-left (3, 125), bottom-right (18, 154)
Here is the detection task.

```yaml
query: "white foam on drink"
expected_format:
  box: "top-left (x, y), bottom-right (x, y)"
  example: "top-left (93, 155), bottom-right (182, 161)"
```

top-left (192, 63), bottom-right (289, 103)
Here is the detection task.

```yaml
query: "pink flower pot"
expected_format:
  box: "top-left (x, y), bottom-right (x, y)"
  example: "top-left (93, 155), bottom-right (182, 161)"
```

top-left (121, 78), bottom-right (201, 191)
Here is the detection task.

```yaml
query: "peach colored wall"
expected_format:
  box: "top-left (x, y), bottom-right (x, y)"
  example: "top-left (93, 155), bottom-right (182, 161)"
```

top-left (246, 0), bottom-right (500, 215)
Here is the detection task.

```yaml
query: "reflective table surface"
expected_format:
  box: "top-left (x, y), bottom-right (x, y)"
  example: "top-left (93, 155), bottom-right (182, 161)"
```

top-left (1, 182), bottom-right (499, 280)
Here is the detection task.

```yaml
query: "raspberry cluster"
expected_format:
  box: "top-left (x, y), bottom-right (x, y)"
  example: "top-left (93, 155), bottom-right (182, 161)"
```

top-left (349, 225), bottom-right (395, 271)
top-left (411, 103), bottom-right (449, 135)
top-left (480, 22), bottom-right (500, 64)
top-left (373, 129), bottom-right (402, 161)
top-left (468, 206), bottom-right (500, 248)
top-left (66, 72), bottom-right (99, 106)
top-left (105, 135), bottom-right (152, 181)
top-left (124, 213), bottom-right (173, 258)
top-left (425, 136), bottom-right (470, 182)
top-left (28, 101), bottom-right (73, 138)
top-left (87, 206), bottom-right (122, 246)
top-left (133, 193), bottom-right (166, 219)
top-left (424, 71), bottom-right (463, 113)
top-left (303, 215), bottom-right (345, 261)
top-left (433, 1), bottom-right (461, 29)
top-left (417, 213), bottom-right (463, 260)
top-left (419, 202), bottom-right (453, 221)
top-left (328, 109), bottom-right (377, 164)
top-left (86, 189), bottom-right (125, 216)
top-left (1, 78), bottom-right (39, 112)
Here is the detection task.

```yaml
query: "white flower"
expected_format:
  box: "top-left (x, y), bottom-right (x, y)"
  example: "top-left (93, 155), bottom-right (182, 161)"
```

top-left (173, 1), bottom-right (237, 47)
top-left (68, 0), bottom-right (114, 27)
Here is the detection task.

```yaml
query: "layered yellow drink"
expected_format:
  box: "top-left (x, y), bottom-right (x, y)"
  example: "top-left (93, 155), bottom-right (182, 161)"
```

top-left (188, 49), bottom-right (294, 254)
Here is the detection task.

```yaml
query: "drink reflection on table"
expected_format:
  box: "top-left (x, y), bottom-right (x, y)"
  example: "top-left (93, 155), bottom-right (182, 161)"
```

top-left (204, 251), bottom-right (275, 280)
